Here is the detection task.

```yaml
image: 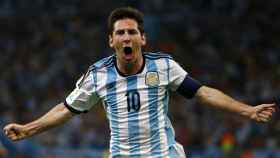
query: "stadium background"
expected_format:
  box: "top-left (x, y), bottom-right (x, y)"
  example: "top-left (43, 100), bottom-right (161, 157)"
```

top-left (0, 0), bottom-right (280, 157)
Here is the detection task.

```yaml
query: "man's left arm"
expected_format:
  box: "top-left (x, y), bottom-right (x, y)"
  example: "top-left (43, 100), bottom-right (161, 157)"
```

top-left (195, 86), bottom-right (276, 122)
top-left (168, 58), bottom-right (276, 122)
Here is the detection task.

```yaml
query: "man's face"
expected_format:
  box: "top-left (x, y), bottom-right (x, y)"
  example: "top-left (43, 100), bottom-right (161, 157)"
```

top-left (109, 18), bottom-right (146, 64)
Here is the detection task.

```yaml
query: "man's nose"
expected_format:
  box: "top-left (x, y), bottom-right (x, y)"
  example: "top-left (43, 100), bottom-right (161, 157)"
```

top-left (123, 32), bottom-right (131, 42)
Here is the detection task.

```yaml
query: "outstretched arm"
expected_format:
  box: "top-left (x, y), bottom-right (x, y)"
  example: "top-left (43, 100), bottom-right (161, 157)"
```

top-left (195, 86), bottom-right (276, 122)
top-left (3, 102), bottom-right (74, 141)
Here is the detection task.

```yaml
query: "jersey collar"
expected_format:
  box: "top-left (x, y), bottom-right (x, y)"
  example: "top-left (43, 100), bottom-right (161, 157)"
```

top-left (114, 54), bottom-right (145, 77)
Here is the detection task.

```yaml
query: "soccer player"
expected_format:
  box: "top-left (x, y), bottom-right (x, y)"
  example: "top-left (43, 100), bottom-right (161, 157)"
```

top-left (3, 7), bottom-right (276, 158)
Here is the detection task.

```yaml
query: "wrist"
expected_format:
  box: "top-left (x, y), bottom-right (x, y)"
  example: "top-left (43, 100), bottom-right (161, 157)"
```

top-left (240, 106), bottom-right (253, 118)
top-left (24, 122), bottom-right (42, 136)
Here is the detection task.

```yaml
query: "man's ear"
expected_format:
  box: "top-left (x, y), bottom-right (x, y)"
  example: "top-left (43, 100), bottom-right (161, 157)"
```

top-left (141, 33), bottom-right (146, 46)
top-left (109, 35), bottom-right (113, 48)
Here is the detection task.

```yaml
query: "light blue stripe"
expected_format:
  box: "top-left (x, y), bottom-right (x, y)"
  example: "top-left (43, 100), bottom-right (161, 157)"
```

top-left (91, 69), bottom-right (98, 95)
top-left (169, 142), bottom-right (182, 157)
top-left (164, 58), bottom-right (176, 157)
top-left (144, 52), bottom-right (172, 58)
top-left (94, 55), bottom-right (114, 68)
top-left (106, 66), bottom-right (120, 157)
top-left (127, 75), bottom-right (141, 157)
top-left (147, 59), bottom-right (162, 157)
top-left (165, 58), bottom-right (170, 86)
top-left (166, 121), bottom-right (176, 157)
top-left (164, 58), bottom-right (170, 115)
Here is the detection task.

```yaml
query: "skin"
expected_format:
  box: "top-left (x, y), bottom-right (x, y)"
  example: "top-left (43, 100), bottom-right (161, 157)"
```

top-left (4, 103), bottom-right (73, 141)
top-left (109, 18), bottom-right (146, 75)
top-left (3, 18), bottom-right (276, 142)
top-left (195, 86), bottom-right (275, 122)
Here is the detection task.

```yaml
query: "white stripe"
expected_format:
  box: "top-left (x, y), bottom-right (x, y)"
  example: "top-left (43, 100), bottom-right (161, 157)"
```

top-left (97, 68), bottom-right (114, 154)
top-left (96, 67), bottom-right (108, 97)
top-left (155, 59), bottom-right (170, 157)
top-left (115, 74), bottom-right (129, 156)
top-left (174, 143), bottom-right (186, 158)
top-left (137, 66), bottom-right (152, 157)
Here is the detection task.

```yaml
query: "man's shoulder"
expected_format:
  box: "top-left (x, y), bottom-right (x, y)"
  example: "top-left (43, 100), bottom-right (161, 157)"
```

top-left (89, 55), bottom-right (115, 71)
top-left (144, 52), bottom-right (173, 60)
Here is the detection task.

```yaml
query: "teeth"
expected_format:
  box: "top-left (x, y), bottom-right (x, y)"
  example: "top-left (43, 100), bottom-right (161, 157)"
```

top-left (124, 47), bottom-right (132, 55)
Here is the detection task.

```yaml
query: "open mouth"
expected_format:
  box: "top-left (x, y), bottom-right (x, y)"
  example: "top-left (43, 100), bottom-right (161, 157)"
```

top-left (124, 47), bottom-right (132, 55)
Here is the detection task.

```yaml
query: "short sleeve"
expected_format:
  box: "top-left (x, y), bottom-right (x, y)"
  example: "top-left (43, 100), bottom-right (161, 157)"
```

top-left (168, 59), bottom-right (188, 91)
top-left (65, 70), bottom-right (100, 114)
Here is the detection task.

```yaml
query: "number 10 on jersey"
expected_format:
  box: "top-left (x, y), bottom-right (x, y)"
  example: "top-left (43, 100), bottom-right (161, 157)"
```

top-left (126, 91), bottom-right (141, 112)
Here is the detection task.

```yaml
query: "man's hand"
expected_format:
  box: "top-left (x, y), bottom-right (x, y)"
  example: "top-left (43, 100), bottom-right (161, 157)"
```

top-left (3, 123), bottom-right (29, 141)
top-left (248, 103), bottom-right (276, 122)
top-left (3, 103), bottom-right (74, 141)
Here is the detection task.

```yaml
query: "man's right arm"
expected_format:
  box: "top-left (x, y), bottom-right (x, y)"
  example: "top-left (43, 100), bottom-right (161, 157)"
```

top-left (3, 102), bottom-right (74, 141)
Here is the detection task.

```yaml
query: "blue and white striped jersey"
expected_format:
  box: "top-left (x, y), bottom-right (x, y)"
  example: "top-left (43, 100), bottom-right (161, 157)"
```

top-left (65, 52), bottom-right (187, 158)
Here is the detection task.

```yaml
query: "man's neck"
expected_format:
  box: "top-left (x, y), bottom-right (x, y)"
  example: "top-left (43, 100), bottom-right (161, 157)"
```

top-left (116, 55), bottom-right (143, 76)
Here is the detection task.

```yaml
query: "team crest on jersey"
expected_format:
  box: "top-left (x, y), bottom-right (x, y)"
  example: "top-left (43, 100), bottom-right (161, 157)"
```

top-left (145, 71), bottom-right (159, 87)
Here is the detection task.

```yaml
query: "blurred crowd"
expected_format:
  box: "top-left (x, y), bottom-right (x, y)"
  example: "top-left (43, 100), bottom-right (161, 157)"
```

top-left (0, 0), bottom-right (280, 158)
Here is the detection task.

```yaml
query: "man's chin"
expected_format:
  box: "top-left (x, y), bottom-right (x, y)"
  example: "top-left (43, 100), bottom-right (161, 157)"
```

top-left (123, 53), bottom-right (134, 61)
top-left (123, 56), bottom-right (136, 64)
top-left (124, 59), bottom-right (134, 64)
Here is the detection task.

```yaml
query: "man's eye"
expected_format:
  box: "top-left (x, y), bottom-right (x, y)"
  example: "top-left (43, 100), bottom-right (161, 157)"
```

top-left (128, 30), bottom-right (138, 35)
top-left (116, 30), bottom-right (125, 35)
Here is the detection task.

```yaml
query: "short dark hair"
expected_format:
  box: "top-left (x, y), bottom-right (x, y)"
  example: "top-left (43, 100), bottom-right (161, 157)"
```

top-left (108, 7), bottom-right (144, 35)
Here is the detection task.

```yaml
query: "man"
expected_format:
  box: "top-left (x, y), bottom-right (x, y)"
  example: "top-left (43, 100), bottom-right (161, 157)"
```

top-left (4, 7), bottom-right (275, 158)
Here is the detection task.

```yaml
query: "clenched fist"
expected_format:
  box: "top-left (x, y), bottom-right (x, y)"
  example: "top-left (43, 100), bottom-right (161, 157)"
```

top-left (249, 103), bottom-right (276, 122)
top-left (3, 124), bottom-right (29, 141)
